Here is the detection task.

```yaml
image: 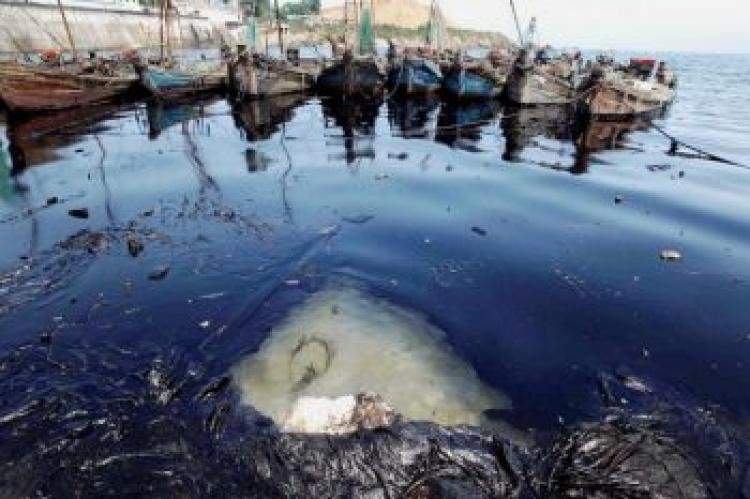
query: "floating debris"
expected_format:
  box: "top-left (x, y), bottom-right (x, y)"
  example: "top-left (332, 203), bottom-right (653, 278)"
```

top-left (342, 214), bottom-right (375, 225)
top-left (126, 234), bottom-right (144, 258)
top-left (58, 230), bottom-right (109, 254)
top-left (282, 392), bottom-right (395, 435)
top-left (660, 249), bottom-right (683, 261)
top-left (318, 224), bottom-right (340, 237)
top-left (45, 196), bottom-right (59, 206)
top-left (198, 292), bottom-right (226, 300)
top-left (615, 194), bottom-right (625, 204)
top-left (68, 208), bottom-right (90, 219)
top-left (148, 265), bottom-right (170, 281)
top-left (471, 226), bottom-right (487, 236)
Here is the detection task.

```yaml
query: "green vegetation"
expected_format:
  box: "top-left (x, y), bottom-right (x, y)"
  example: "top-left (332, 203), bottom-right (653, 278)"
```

top-left (280, 0), bottom-right (321, 17)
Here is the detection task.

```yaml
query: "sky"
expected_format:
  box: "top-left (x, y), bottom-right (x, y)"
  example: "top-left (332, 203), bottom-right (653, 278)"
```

top-left (318, 0), bottom-right (750, 54)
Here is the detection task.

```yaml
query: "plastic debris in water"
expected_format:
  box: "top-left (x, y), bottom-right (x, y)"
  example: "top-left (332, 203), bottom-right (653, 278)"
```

top-left (660, 249), bottom-right (682, 261)
top-left (68, 208), bottom-right (89, 219)
top-left (231, 285), bottom-right (509, 430)
top-left (148, 265), bottom-right (170, 281)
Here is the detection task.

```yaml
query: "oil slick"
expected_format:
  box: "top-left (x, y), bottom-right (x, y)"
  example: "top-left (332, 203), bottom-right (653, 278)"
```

top-left (231, 285), bottom-right (510, 431)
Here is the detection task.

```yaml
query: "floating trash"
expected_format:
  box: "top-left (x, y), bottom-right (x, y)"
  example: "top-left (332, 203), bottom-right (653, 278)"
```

top-left (232, 286), bottom-right (509, 429)
top-left (68, 208), bottom-right (89, 219)
top-left (660, 249), bottom-right (682, 261)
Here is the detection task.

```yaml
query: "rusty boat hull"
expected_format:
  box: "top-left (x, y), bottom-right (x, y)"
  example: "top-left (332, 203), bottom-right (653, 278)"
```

top-left (228, 59), bottom-right (314, 101)
top-left (580, 78), bottom-right (675, 121)
top-left (0, 64), bottom-right (137, 114)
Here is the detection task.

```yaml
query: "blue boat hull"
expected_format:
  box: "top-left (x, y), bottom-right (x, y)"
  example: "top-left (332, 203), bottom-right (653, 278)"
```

top-left (442, 68), bottom-right (500, 101)
top-left (139, 66), bottom-right (224, 101)
top-left (387, 60), bottom-right (442, 95)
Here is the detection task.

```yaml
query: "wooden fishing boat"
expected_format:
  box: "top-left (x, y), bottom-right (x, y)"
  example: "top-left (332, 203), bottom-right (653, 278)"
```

top-left (442, 61), bottom-right (505, 101)
top-left (387, 57), bottom-right (442, 96)
top-left (577, 61), bottom-right (676, 121)
top-left (316, 51), bottom-right (384, 99)
top-left (137, 63), bottom-right (226, 102)
top-left (579, 78), bottom-right (675, 121)
top-left (0, 0), bottom-right (137, 115)
top-left (0, 63), bottom-right (137, 114)
top-left (504, 50), bottom-right (574, 105)
top-left (228, 52), bottom-right (314, 101)
top-left (136, 0), bottom-right (226, 103)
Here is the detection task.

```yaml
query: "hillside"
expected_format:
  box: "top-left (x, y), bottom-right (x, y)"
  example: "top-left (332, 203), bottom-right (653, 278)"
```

top-left (312, 0), bottom-right (512, 49)
top-left (320, 0), bottom-right (432, 30)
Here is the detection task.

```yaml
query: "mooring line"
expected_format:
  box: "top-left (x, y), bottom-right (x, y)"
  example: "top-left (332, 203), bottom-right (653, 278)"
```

top-left (649, 122), bottom-right (749, 169)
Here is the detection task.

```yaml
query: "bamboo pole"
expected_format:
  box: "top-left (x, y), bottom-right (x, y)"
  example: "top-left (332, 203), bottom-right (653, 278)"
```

top-left (56, 0), bottom-right (78, 62)
top-left (274, 0), bottom-right (283, 58)
top-left (508, 0), bottom-right (525, 47)
top-left (159, 0), bottom-right (165, 62)
top-left (165, 0), bottom-right (172, 60)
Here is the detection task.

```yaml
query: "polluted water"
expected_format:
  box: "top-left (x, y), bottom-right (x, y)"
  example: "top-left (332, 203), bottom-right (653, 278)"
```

top-left (232, 284), bottom-right (510, 430)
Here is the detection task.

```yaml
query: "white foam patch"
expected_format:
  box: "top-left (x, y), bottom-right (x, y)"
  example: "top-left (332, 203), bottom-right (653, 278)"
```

top-left (231, 286), bottom-right (510, 427)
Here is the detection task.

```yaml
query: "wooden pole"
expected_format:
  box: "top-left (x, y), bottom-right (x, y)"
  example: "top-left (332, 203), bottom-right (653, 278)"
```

top-left (56, 0), bottom-right (78, 62)
top-left (165, 0), bottom-right (172, 60)
top-left (159, 0), bottom-right (165, 62)
top-left (508, 0), bottom-right (525, 47)
top-left (274, 0), bottom-right (283, 58)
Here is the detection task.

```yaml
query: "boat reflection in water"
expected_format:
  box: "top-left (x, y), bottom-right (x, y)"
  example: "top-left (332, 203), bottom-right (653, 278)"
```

top-left (321, 97), bottom-right (379, 165)
top-left (232, 93), bottom-right (309, 172)
top-left (232, 93), bottom-right (308, 142)
top-left (144, 96), bottom-right (221, 140)
top-left (387, 95), bottom-right (440, 140)
top-left (0, 137), bottom-right (18, 201)
top-left (501, 105), bottom-right (650, 174)
top-left (435, 100), bottom-right (501, 151)
top-left (500, 105), bottom-right (573, 163)
top-left (4, 103), bottom-right (130, 174)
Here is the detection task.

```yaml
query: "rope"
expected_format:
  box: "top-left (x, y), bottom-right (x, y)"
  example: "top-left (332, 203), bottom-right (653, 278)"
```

top-left (649, 122), bottom-right (749, 169)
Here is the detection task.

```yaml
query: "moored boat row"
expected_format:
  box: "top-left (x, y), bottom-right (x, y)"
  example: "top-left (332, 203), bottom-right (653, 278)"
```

top-left (0, 0), bottom-right (677, 124)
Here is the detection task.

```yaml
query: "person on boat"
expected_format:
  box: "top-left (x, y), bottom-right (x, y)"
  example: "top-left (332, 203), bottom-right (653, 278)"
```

top-left (656, 61), bottom-right (677, 88)
top-left (387, 41), bottom-right (398, 66)
top-left (39, 48), bottom-right (61, 67)
top-left (81, 51), bottom-right (112, 76)
top-left (220, 42), bottom-right (232, 62)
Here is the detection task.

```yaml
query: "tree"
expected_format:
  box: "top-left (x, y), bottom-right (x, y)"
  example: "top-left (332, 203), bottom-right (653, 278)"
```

top-left (255, 0), bottom-right (271, 18)
top-left (279, 0), bottom-right (320, 18)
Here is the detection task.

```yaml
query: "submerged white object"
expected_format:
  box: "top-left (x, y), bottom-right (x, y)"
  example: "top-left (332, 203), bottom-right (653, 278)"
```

top-left (231, 286), bottom-right (509, 430)
top-left (282, 393), bottom-right (396, 435)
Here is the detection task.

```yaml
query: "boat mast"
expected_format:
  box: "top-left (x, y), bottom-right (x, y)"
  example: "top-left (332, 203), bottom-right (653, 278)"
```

top-left (56, 0), bottom-right (78, 62)
top-left (508, 0), bottom-right (525, 47)
top-left (241, 0), bottom-right (258, 54)
top-left (427, 0), bottom-right (444, 51)
top-left (165, 0), bottom-right (172, 61)
top-left (159, 0), bottom-right (166, 62)
top-left (274, 0), bottom-right (283, 58)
